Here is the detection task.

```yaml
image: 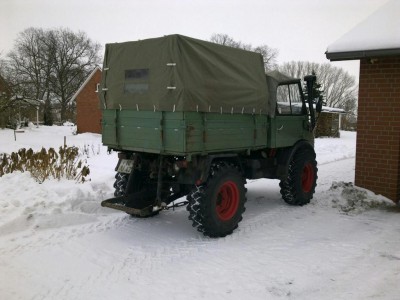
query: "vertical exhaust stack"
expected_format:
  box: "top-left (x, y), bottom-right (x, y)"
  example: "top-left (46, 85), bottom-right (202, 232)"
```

top-left (304, 75), bottom-right (317, 130)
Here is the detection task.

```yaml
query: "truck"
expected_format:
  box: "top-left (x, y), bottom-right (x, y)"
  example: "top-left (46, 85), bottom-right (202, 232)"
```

top-left (99, 34), bottom-right (321, 237)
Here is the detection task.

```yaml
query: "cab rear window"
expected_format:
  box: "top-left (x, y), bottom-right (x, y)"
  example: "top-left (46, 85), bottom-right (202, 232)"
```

top-left (276, 83), bottom-right (303, 115)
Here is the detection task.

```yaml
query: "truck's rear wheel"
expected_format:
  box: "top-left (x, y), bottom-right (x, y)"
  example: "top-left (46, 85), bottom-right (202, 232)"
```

top-left (113, 172), bottom-right (129, 197)
top-left (279, 147), bottom-right (317, 206)
top-left (112, 171), bottom-right (158, 218)
top-left (186, 162), bottom-right (246, 237)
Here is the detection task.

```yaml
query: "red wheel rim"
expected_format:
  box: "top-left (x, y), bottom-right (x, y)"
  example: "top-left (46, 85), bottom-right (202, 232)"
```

top-left (216, 181), bottom-right (239, 221)
top-left (302, 162), bottom-right (314, 193)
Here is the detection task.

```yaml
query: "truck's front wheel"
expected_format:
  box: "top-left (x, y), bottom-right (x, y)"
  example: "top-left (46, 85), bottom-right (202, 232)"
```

top-left (186, 162), bottom-right (246, 237)
top-left (279, 147), bottom-right (317, 206)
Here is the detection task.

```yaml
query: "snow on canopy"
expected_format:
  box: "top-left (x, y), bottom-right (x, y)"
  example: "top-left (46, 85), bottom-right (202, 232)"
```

top-left (326, 0), bottom-right (400, 60)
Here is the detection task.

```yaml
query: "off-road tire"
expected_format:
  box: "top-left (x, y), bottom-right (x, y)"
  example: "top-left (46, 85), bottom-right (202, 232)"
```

top-left (186, 162), bottom-right (247, 238)
top-left (113, 172), bottom-right (129, 197)
top-left (279, 147), bottom-right (318, 206)
top-left (113, 171), bottom-right (158, 218)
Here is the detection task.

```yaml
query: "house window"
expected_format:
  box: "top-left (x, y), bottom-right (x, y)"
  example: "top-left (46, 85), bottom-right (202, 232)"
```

top-left (124, 68), bottom-right (149, 94)
top-left (276, 83), bottom-right (303, 115)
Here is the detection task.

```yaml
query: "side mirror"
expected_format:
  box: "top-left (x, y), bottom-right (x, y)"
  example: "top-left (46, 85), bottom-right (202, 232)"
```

top-left (316, 97), bottom-right (323, 113)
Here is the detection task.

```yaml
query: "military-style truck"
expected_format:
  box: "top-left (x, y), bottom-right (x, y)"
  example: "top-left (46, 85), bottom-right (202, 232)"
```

top-left (99, 35), bottom-right (321, 237)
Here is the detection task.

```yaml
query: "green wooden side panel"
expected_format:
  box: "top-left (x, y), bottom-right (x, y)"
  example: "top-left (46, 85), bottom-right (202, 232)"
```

top-left (102, 110), bottom-right (164, 152)
top-left (272, 115), bottom-right (310, 148)
top-left (102, 110), bottom-right (117, 145)
top-left (183, 112), bottom-right (203, 153)
top-left (118, 111), bottom-right (163, 151)
top-left (163, 112), bottom-right (186, 153)
top-left (203, 114), bottom-right (267, 151)
top-left (102, 109), bottom-right (274, 155)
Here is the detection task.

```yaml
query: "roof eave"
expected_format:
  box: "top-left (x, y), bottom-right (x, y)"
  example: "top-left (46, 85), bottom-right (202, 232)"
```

top-left (70, 66), bottom-right (101, 101)
top-left (326, 48), bottom-right (400, 61)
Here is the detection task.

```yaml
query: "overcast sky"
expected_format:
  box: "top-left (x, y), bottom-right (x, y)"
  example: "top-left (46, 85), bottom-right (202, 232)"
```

top-left (0, 0), bottom-right (390, 81)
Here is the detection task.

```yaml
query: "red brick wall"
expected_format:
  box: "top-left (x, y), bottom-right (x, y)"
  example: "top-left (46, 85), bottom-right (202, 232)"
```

top-left (356, 56), bottom-right (400, 202)
top-left (76, 69), bottom-right (102, 134)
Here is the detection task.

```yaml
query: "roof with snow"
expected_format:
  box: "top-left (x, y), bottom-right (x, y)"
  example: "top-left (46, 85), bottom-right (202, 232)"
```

top-left (321, 106), bottom-right (346, 114)
top-left (70, 66), bottom-right (101, 101)
top-left (293, 102), bottom-right (346, 114)
top-left (326, 0), bottom-right (400, 61)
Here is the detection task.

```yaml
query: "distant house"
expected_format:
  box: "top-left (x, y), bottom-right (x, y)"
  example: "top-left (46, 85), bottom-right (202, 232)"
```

top-left (326, 0), bottom-right (400, 203)
top-left (72, 67), bottom-right (102, 134)
top-left (316, 107), bottom-right (346, 138)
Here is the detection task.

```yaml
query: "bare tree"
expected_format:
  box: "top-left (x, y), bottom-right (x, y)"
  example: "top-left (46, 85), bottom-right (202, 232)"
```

top-left (7, 28), bottom-right (52, 101)
top-left (0, 53), bottom-right (21, 127)
top-left (209, 33), bottom-right (252, 50)
top-left (210, 33), bottom-right (239, 48)
top-left (253, 45), bottom-right (278, 71)
top-left (210, 33), bottom-right (278, 71)
top-left (6, 28), bottom-right (56, 124)
top-left (0, 59), bottom-right (47, 128)
top-left (49, 28), bottom-right (101, 121)
top-left (5, 27), bottom-right (101, 123)
top-left (279, 61), bottom-right (357, 110)
top-left (0, 63), bottom-right (13, 115)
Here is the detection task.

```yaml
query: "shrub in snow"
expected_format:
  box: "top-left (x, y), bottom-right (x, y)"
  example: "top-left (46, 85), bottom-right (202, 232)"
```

top-left (80, 143), bottom-right (101, 158)
top-left (0, 147), bottom-right (90, 183)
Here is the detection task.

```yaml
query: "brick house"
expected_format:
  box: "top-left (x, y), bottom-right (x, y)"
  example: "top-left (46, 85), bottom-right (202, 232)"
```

top-left (326, 0), bottom-right (399, 203)
top-left (72, 67), bottom-right (102, 134)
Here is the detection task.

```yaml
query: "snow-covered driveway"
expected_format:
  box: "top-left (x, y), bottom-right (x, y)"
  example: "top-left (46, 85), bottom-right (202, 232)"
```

top-left (0, 127), bottom-right (399, 300)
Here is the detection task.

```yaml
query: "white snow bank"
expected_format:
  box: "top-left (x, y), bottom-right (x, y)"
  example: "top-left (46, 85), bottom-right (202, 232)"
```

top-left (328, 181), bottom-right (395, 214)
top-left (0, 125), bottom-right (118, 236)
top-left (0, 164), bottom-right (116, 237)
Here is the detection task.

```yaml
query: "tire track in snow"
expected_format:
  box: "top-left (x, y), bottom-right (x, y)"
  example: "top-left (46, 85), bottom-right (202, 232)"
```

top-left (220, 156), bottom-right (356, 243)
top-left (0, 215), bottom-right (128, 258)
top-left (0, 155), bottom-right (358, 299)
top-left (92, 226), bottom-right (204, 281)
top-left (99, 202), bottom-right (301, 283)
top-left (0, 156), bottom-right (356, 271)
top-left (96, 155), bottom-right (356, 278)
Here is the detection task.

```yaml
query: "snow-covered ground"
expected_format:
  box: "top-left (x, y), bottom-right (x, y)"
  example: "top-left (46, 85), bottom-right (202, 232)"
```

top-left (0, 125), bottom-right (399, 300)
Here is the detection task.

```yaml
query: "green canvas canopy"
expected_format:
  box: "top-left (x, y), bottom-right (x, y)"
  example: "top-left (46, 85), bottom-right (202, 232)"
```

top-left (99, 34), bottom-right (271, 115)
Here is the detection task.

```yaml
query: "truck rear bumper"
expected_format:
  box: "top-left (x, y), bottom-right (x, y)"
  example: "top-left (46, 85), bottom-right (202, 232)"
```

top-left (101, 196), bottom-right (157, 217)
